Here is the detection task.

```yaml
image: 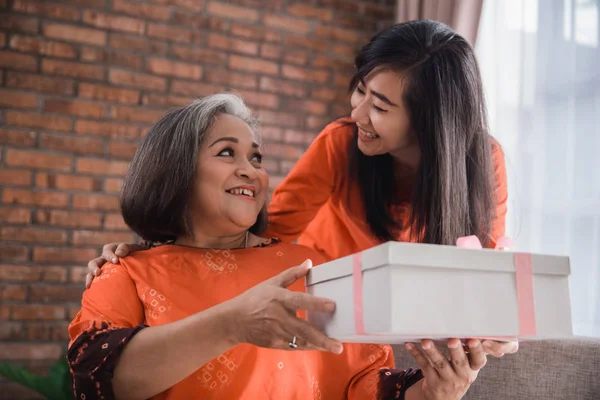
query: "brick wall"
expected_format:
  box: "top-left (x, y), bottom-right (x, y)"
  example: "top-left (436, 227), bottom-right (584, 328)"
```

top-left (0, 0), bottom-right (395, 396)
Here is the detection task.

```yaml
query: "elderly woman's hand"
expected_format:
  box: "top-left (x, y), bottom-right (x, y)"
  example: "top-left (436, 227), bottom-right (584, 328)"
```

top-left (85, 242), bottom-right (146, 288)
top-left (405, 339), bottom-right (486, 400)
top-left (228, 259), bottom-right (344, 354)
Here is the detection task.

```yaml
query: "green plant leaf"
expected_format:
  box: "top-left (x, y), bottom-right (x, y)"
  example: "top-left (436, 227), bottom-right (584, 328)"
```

top-left (0, 362), bottom-right (68, 400)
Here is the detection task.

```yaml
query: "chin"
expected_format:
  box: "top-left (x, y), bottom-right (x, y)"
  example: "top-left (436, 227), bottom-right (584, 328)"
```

top-left (358, 141), bottom-right (387, 157)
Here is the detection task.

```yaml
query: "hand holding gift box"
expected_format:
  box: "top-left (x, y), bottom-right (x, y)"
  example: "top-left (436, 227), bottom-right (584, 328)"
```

top-left (306, 236), bottom-right (572, 344)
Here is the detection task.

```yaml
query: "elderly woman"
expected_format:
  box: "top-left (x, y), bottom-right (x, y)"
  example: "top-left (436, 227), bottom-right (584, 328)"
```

top-left (69, 94), bottom-right (489, 400)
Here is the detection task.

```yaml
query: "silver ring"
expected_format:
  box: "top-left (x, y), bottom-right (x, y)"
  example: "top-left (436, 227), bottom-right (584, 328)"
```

top-left (288, 336), bottom-right (298, 349)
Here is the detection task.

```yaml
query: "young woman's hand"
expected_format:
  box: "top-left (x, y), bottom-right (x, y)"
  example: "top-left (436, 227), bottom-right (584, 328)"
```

top-left (405, 339), bottom-right (486, 400)
top-left (85, 242), bottom-right (146, 288)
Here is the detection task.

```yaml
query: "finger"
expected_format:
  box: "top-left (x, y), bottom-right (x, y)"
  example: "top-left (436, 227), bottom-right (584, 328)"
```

top-left (101, 243), bottom-right (120, 264)
top-left (482, 340), bottom-right (518, 357)
top-left (85, 273), bottom-right (93, 289)
top-left (87, 258), bottom-right (104, 276)
top-left (466, 339), bottom-right (487, 371)
top-left (447, 339), bottom-right (470, 377)
top-left (421, 340), bottom-right (454, 379)
top-left (269, 259), bottom-right (312, 288)
top-left (405, 342), bottom-right (438, 382)
top-left (286, 318), bottom-right (343, 354)
top-left (281, 290), bottom-right (335, 313)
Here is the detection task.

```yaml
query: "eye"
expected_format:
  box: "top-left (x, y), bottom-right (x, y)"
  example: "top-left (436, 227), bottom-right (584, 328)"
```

top-left (251, 153), bottom-right (263, 164)
top-left (217, 147), bottom-right (234, 157)
top-left (356, 86), bottom-right (365, 95)
top-left (373, 104), bottom-right (388, 113)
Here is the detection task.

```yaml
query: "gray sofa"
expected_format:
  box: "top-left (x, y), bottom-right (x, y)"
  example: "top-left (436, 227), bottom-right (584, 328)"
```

top-left (393, 338), bottom-right (600, 399)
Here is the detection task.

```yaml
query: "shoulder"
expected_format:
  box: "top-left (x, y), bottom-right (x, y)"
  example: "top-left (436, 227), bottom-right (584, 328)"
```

top-left (315, 117), bottom-right (355, 146)
top-left (488, 136), bottom-right (507, 171)
top-left (264, 241), bottom-right (328, 266)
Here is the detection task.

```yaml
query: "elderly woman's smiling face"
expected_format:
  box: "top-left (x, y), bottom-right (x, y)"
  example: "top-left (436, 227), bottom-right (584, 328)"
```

top-left (191, 113), bottom-right (268, 235)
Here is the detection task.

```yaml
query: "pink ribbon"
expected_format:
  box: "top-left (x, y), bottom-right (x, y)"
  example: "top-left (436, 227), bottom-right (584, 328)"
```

top-left (351, 236), bottom-right (536, 337)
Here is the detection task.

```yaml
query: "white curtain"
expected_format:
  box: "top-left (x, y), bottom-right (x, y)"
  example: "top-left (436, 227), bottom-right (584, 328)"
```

top-left (476, 0), bottom-right (600, 337)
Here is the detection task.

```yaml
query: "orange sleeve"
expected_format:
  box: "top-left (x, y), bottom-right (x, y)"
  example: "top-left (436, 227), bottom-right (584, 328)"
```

top-left (488, 139), bottom-right (508, 248)
top-left (68, 263), bottom-right (144, 347)
top-left (346, 344), bottom-right (396, 399)
top-left (266, 120), bottom-right (350, 243)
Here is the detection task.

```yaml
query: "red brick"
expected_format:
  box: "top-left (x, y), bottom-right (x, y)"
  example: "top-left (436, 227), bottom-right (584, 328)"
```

top-left (258, 110), bottom-right (302, 128)
top-left (80, 46), bottom-right (143, 70)
top-left (0, 227), bottom-right (67, 244)
top-left (0, 50), bottom-right (37, 71)
top-left (332, 43), bottom-right (356, 58)
top-left (75, 120), bottom-right (139, 140)
top-left (230, 23), bottom-right (281, 43)
top-left (111, 106), bottom-right (165, 124)
top-left (69, 305), bottom-right (81, 319)
top-left (0, 128), bottom-right (36, 147)
top-left (259, 126), bottom-right (283, 141)
top-left (79, 83), bottom-right (140, 105)
top-left (70, 266), bottom-right (88, 283)
top-left (104, 213), bottom-right (129, 231)
top-left (34, 247), bottom-right (98, 263)
top-left (203, 70), bottom-right (258, 90)
top-left (263, 13), bottom-right (311, 34)
top-left (30, 285), bottom-right (83, 302)
top-left (0, 169), bottom-right (31, 186)
top-left (287, 3), bottom-right (333, 21)
top-left (9, 34), bottom-right (77, 58)
top-left (281, 159), bottom-right (297, 174)
top-left (105, 178), bottom-right (123, 193)
top-left (109, 68), bottom-right (167, 91)
top-left (40, 134), bottom-right (105, 156)
top-left (73, 193), bottom-right (120, 211)
top-left (284, 34), bottom-right (329, 52)
top-left (311, 87), bottom-right (339, 102)
top-left (0, 89), bottom-right (38, 109)
top-left (5, 111), bottom-right (72, 133)
top-left (141, 93), bottom-right (191, 108)
top-left (172, 10), bottom-right (220, 30)
top-left (0, 284), bottom-right (27, 301)
top-left (170, 45), bottom-right (227, 66)
top-left (229, 55), bottom-right (278, 75)
top-left (230, 0), bottom-right (283, 8)
top-left (6, 149), bottom-right (73, 171)
top-left (76, 158), bottom-right (129, 176)
top-left (306, 115), bottom-right (330, 130)
top-left (286, 99), bottom-right (329, 115)
top-left (269, 175), bottom-right (285, 190)
top-left (170, 80), bottom-right (221, 97)
top-left (0, 265), bottom-right (67, 282)
top-left (282, 65), bottom-right (330, 84)
top-left (35, 210), bottom-right (102, 228)
top-left (0, 15), bottom-right (39, 34)
top-left (12, 0), bottom-right (80, 21)
top-left (0, 343), bottom-right (63, 361)
top-left (72, 230), bottom-right (134, 246)
top-left (44, 98), bottom-right (106, 118)
top-left (59, 0), bottom-right (105, 7)
top-left (0, 306), bottom-right (9, 319)
top-left (153, 0), bottom-right (204, 11)
top-left (263, 142), bottom-right (305, 159)
top-left (261, 158), bottom-right (280, 174)
top-left (206, 1), bottom-right (259, 22)
top-left (83, 10), bottom-right (145, 34)
top-left (0, 208), bottom-right (31, 224)
top-left (42, 59), bottom-right (105, 81)
top-left (6, 71), bottom-right (75, 95)
top-left (207, 33), bottom-right (258, 55)
top-left (27, 323), bottom-right (70, 341)
top-left (36, 172), bottom-right (100, 191)
top-left (333, 72), bottom-right (352, 88)
top-left (316, 26), bottom-right (361, 44)
top-left (109, 141), bottom-right (137, 159)
top-left (147, 23), bottom-right (192, 43)
top-left (146, 58), bottom-right (202, 80)
top-left (43, 23), bottom-right (107, 46)
top-left (238, 90), bottom-right (279, 109)
top-left (259, 77), bottom-right (306, 97)
top-left (314, 0), bottom-right (358, 13)
top-left (112, 0), bottom-right (171, 21)
top-left (0, 245), bottom-right (28, 262)
top-left (11, 305), bottom-right (66, 321)
top-left (260, 44), bottom-right (282, 60)
top-left (2, 188), bottom-right (70, 208)
top-left (0, 31), bottom-right (5, 46)
top-left (0, 322), bottom-right (23, 341)
top-left (109, 33), bottom-right (168, 55)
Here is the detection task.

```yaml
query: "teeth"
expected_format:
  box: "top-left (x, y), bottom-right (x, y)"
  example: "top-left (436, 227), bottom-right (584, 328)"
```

top-left (360, 129), bottom-right (379, 139)
top-left (228, 188), bottom-right (255, 197)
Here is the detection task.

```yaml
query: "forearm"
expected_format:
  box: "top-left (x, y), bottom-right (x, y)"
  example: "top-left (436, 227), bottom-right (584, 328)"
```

top-left (113, 301), bottom-right (237, 400)
top-left (405, 384), bottom-right (426, 400)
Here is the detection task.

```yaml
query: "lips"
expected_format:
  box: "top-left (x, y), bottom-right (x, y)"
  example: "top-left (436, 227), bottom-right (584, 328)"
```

top-left (358, 127), bottom-right (380, 140)
top-left (226, 186), bottom-right (256, 199)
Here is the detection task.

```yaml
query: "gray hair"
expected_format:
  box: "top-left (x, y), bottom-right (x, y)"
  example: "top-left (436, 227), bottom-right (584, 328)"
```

top-left (120, 93), bottom-right (267, 243)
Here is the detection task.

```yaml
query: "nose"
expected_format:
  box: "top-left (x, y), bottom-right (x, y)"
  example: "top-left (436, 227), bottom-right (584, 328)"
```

top-left (235, 159), bottom-right (258, 181)
top-left (351, 95), bottom-right (370, 125)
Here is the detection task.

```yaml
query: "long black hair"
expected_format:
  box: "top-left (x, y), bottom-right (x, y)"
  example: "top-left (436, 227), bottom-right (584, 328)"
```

top-left (348, 20), bottom-right (495, 246)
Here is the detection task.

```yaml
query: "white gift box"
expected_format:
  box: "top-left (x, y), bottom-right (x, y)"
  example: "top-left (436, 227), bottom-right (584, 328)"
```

top-left (305, 238), bottom-right (573, 344)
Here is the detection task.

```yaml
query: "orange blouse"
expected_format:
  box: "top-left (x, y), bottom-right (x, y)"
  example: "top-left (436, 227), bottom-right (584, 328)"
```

top-left (267, 119), bottom-right (508, 262)
top-left (68, 242), bottom-right (394, 399)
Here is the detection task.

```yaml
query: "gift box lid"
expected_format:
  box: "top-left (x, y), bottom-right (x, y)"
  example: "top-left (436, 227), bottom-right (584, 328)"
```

top-left (306, 241), bottom-right (570, 286)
